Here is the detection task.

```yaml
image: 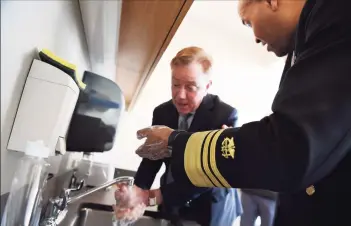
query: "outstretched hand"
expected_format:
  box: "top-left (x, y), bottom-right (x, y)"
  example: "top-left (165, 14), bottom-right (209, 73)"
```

top-left (135, 125), bottom-right (174, 160)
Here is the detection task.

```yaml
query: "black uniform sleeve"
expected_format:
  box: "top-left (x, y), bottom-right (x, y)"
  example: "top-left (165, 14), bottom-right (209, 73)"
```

top-left (171, 1), bottom-right (351, 192)
top-left (134, 109), bottom-right (163, 189)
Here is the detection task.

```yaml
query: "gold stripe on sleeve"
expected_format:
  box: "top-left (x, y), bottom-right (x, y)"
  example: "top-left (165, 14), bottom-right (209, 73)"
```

top-left (184, 131), bottom-right (214, 187)
top-left (209, 129), bottom-right (232, 188)
top-left (202, 130), bottom-right (222, 187)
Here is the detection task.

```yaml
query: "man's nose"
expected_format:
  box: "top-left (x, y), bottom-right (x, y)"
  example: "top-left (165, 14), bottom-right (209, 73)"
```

top-left (178, 88), bottom-right (186, 99)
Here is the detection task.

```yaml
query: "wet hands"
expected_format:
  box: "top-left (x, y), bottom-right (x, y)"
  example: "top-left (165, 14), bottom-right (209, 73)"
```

top-left (135, 126), bottom-right (174, 160)
top-left (113, 183), bottom-right (149, 224)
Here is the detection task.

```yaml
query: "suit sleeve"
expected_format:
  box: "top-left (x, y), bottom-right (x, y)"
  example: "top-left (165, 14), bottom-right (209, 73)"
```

top-left (134, 109), bottom-right (163, 189)
top-left (227, 108), bottom-right (238, 128)
top-left (160, 181), bottom-right (209, 208)
top-left (171, 3), bottom-right (351, 192)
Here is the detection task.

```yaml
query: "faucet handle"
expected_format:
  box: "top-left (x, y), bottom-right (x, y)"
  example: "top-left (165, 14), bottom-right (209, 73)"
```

top-left (68, 170), bottom-right (85, 190)
top-left (57, 179), bottom-right (84, 211)
top-left (68, 179), bottom-right (84, 192)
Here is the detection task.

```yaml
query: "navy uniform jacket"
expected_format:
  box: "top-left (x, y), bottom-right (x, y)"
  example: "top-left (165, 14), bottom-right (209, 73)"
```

top-left (134, 94), bottom-right (242, 225)
top-left (169, 0), bottom-right (351, 226)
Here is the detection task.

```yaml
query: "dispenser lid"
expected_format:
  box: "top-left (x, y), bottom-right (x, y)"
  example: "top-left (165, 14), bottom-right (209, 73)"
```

top-left (29, 60), bottom-right (79, 94)
top-left (25, 140), bottom-right (50, 158)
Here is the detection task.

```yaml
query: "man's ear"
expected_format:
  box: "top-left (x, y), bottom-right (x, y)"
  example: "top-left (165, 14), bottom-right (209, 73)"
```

top-left (265, 0), bottom-right (278, 11)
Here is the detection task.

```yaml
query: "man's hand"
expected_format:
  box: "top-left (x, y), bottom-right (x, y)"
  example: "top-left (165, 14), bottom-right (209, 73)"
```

top-left (112, 203), bottom-right (146, 224)
top-left (222, 124), bottom-right (232, 129)
top-left (114, 184), bottom-right (149, 208)
top-left (113, 184), bottom-right (165, 223)
top-left (135, 125), bottom-right (174, 160)
top-left (113, 184), bottom-right (148, 223)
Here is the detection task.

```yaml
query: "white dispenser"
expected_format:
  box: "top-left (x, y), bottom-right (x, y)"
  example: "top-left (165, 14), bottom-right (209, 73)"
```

top-left (7, 59), bottom-right (80, 156)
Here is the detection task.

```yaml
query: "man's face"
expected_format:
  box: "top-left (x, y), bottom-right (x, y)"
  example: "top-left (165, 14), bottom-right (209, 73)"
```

top-left (171, 62), bottom-right (211, 115)
top-left (238, 0), bottom-right (304, 57)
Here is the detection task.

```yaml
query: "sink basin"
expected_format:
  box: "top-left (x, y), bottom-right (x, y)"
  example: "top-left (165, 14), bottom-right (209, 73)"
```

top-left (75, 203), bottom-right (168, 226)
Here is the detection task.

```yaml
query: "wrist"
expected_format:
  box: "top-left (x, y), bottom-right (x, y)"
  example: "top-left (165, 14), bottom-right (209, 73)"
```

top-left (141, 189), bottom-right (150, 206)
top-left (147, 189), bottom-right (163, 206)
top-left (167, 130), bottom-right (184, 154)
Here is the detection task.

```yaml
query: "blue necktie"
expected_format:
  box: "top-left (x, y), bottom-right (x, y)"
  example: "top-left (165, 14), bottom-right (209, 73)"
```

top-left (179, 114), bottom-right (191, 130)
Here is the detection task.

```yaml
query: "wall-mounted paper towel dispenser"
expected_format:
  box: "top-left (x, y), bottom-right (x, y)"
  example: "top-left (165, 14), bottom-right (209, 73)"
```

top-left (66, 70), bottom-right (125, 153)
top-left (7, 59), bottom-right (80, 156)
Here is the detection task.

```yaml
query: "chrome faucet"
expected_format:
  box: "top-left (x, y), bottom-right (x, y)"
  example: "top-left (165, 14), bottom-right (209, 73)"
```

top-left (39, 174), bottom-right (134, 226)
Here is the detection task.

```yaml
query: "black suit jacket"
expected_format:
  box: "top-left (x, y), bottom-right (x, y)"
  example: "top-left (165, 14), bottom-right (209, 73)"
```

top-left (134, 94), bottom-right (239, 224)
top-left (169, 0), bottom-right (351, 226)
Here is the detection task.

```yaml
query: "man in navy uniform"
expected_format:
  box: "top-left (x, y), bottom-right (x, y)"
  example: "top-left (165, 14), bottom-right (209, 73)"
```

top-left (134, 0), bottom-right (351, 226)
top-left (114, 47), bottom-right (242, 226)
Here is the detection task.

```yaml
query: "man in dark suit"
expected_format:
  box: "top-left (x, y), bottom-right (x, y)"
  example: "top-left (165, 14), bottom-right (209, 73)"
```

top-left (135, 1), bottom-right (351, 226)
top-left (114, 47), bottom-right (242, 226)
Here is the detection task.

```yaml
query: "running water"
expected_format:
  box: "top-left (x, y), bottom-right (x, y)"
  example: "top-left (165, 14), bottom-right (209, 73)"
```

top-left (112, 182), bottom-right (143, 226)
top-left (112, 214), bottom-right (131, 226)
top-left (112, 203), bottom-right (146, 226)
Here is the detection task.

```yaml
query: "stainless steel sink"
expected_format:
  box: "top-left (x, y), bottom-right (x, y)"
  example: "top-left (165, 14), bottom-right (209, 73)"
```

top-left (53, 185), bottom-right (170, 226)
top-left (75, 203), bottom-right (168, 226)
top-left (43, 171), bottom-right (199, 226)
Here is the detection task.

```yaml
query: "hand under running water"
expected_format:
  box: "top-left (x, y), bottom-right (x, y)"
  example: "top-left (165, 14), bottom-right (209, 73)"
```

top-left (112, 183), bottom-right (148, 225)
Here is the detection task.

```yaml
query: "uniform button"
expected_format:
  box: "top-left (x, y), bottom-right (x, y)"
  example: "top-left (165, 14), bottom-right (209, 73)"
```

top-left (306, 185), bottom-right (315, 196)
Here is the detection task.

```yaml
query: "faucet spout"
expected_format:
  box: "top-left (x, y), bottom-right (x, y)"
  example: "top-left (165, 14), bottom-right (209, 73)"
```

top-left (67, 176), bottom-right (134, 204)
top-left (40, 176), bottom-right (134, 226)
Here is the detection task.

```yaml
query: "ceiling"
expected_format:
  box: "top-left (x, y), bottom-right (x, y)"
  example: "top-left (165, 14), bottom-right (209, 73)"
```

top-left (114, 0), bottom-right (193, 110)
